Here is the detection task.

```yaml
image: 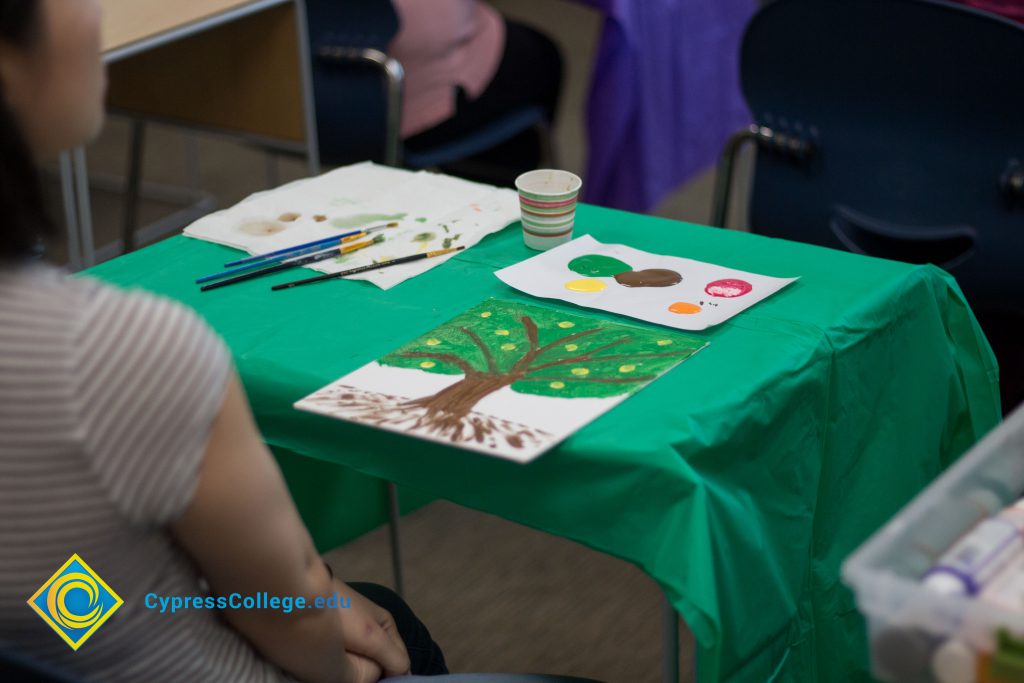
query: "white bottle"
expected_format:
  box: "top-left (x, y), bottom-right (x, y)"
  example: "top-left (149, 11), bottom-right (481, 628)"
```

top-left (923, 499), bottom-right (1024, 597)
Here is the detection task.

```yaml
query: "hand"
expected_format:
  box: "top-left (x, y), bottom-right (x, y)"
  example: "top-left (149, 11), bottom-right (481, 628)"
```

top-left (345, 652), bottom-right (383, 683)
top-left (334, 580), bottom-right (410, 679)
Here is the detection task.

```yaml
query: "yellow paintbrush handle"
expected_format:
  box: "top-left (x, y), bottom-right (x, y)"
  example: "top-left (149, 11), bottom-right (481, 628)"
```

top-left (340, 232), bottom-right (367, 244)
top-left (339, 238), bottom-right (377, 255)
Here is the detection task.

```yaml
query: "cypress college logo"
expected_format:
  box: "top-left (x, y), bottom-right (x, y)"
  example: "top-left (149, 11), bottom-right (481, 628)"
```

top-left (28, 554), bottom-right (123, 650)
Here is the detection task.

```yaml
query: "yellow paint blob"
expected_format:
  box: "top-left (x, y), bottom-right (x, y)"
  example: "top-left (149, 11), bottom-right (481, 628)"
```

top-left (657, 339), bottom-right (674, 346)
top-left (571, 368), bottom-right (590, 376)
top-left (619, 364), bottom-right (637, 373)
top-left (500, 343), bottom-right (517, 351)
top-left (495, 329), bottom-right (510, 336)
top-left (480, 311), bottom-right (492, 318)
top-left (419, 361), bottom-right (436, 369)
top-left (558, 321), bottom-right (575, 329)
top-left (549, 381), bottom-right (566, 389)
top-left (668, 301), bottom-right (702, 315)
top-left (564, 278), bottom-right (607, 293)
top-left (564, 344), bottom-right (579, 352)
top-left (425, 338), bottom-right (441, 346)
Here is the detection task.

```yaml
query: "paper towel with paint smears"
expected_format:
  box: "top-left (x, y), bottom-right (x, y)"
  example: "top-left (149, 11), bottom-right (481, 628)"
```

top-left (495, 235), bottom-right (799, 331)
top-left (183, 161), bottom-right (519, 290)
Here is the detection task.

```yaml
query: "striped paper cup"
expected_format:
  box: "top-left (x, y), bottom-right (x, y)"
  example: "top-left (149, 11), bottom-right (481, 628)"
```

top-left (515, 169), bottom-right (583, 251)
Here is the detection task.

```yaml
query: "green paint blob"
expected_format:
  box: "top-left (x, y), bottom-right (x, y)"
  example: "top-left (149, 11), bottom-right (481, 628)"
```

top-left (330, 212), bottom-right (407, 230)
top-left (413, 232), bottom-right (437, 243)
top-left (568, 254), bottom-right (632, 278)
top-left (415, 217), bottom-right (428, 223)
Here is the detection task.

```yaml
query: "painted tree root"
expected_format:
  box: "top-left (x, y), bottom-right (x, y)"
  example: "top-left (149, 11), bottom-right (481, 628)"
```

top-left (305, 385), bottom-right (554, 451)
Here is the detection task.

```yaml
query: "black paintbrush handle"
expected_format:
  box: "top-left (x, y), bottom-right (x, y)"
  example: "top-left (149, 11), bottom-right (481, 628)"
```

top-left (271, 254), bottom-right (425, 290)
top-left (272, 246), bottom-right (465, 291)
top-left (200, 248), bottom-right (338, 291)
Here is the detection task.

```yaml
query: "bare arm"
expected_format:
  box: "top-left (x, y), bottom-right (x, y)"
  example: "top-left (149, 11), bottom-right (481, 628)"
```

top-left (171, 374), bottom-right (406, 683)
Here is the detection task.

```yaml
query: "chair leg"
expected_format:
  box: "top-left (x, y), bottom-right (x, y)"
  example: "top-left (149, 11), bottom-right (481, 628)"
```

top-left (185, 132), bottom-right (202, 192)
top-left (73, 147), bottom-right (96, 268)
top-left (662, 595), bottom-right (679, 683)
top-left (266, 153), bottom-right (280, 189)
top-left (537, 121), bottom-right (559, 170)
top-left (711, 126), bottom-right (760, 229)
top-left (387, 482), bottom-right (405, 597)
top-left (58, 151), bottom-right (82, 272)
top-left (122, 119), bottom-right (146, 254)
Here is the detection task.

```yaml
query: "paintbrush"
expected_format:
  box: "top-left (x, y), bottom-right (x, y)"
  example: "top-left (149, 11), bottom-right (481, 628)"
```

top-left (201, 234), bottom-right (385, 292)
top-left (196, 231), bottom-right (374, 284)
top-left (272, 246), bottom-right (465, 291)
top-left (220, 221), bottom-right (400, 268)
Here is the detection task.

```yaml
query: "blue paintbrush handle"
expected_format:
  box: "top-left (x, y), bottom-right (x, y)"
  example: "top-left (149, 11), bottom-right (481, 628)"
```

top-left (199, 236), bottom-right (357, 283)
top-left (221, 229), bottom-right (362, 268)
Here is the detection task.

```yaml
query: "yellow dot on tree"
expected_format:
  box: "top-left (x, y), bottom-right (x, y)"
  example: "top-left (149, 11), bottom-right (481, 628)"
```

top-left (500, 343), bottom-right (516, 351)
top-left (619, 364), bottom-right (636, 373)
top-left (657, 339), bottom-right (673, 346)
top-left (425, 338), bottom-right (441, 346)
top-left (549, 381), bottom-right (566, 389)
top-left (558, 321), bottom-right (575, 328)
top-left (495, 329), bottom-right (510, 336)
top-left (420, 361), bottom-right (436, 369)
top-left (571, 368), bottom-right (590, 376)
top-left (564, 344), bottom-right (578, 351)
top-left (480, 311), bottom-right (492, 318)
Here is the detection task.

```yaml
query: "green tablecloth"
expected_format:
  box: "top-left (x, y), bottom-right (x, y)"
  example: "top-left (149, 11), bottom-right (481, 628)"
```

top-left (87, 204), bottom-right (1000, 683)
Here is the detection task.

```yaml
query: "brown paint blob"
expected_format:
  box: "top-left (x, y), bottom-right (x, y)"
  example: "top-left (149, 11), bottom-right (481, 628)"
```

top-left (613, 268), bottom-right (682, 288)
top-left (278, 212), bottom-right (301, 222)
top-left (239, 220), bottom-right (286, 236)
top-left (313, 214), bottom-right (328, 222)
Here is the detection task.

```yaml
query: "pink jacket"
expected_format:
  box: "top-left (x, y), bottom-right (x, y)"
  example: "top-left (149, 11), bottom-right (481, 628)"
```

top-left (957, 0), bottom-right (1024, 21)
top-left (389, 0), bottom-right (506, 138)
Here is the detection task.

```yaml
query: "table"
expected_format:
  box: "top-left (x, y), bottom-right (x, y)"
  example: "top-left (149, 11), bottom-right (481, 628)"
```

top-left (86, 206), bottom-right (1000, 682)
top-left (60, 0), bottom-right (320, 270)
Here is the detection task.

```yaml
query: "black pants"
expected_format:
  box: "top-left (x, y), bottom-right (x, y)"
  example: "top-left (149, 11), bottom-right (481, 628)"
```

top-left (349, 582), bottom-right (449, 676)
top-left (404, 19), bottom-right (564, 187)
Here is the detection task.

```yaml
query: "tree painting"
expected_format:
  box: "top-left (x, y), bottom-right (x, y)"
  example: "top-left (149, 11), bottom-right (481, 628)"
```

top-left (299, 299), bottom-right (706, 458)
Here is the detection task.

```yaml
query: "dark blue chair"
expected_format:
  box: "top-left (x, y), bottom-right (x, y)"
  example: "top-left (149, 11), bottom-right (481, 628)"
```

top-left (712, 0), bottom-right (1024, 410)
top-left (305, 0), bottom-right (553, 173)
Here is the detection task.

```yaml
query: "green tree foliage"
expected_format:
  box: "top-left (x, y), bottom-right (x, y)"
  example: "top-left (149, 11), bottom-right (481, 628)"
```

top-left (381, 299), bottom-right (704, 404)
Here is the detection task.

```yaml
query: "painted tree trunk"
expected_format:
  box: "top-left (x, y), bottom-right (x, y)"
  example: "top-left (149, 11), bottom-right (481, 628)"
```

top-left (403, 372), bottom-right (515, 437)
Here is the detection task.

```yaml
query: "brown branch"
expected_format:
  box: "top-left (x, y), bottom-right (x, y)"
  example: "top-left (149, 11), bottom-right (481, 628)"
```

top-left (523, 374), bottom-right (657, 384)
top-left (531, 349), bottom-right (694, 372)
top-left (531, 327), bottom-right (605, 360)
top-left (396, 351), bottom-right (477, 376)
top-left (526, 336), bottom-right (633, 372)
top-left (459, 326), bottom-right (497, 373)
top-left (511, 315), bottom-right (542, 372)
top-left (522, 316), bottom-right (540, 355)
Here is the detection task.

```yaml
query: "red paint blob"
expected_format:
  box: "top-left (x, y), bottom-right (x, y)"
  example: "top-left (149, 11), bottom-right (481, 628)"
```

top-left (705, 278), bottom-right (752, 298)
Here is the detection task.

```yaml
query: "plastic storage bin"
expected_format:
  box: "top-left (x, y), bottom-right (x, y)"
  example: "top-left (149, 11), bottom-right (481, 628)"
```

top-left (843, 404), bottom-right (1024, 683)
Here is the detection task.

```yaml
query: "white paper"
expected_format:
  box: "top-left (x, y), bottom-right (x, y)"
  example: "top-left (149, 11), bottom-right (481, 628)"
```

top-left (295, 299), bottom-right (707, 462)
top-left (297, 363), bottom-right (625, 463)
top-left (184, 161), bottom-right (519, 289)
top-left (495, 235), bottom-right (799, 330)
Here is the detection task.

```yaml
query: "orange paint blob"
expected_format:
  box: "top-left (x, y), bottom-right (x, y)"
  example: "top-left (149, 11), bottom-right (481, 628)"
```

top-left (668, 302), bottom-right (702, 315)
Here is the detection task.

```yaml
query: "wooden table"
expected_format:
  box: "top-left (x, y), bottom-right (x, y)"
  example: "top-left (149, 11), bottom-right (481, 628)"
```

top-left (59, 0), bottom-right (320, 269)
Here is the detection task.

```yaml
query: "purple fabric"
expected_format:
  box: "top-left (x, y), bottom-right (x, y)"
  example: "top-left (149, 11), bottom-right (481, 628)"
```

top-left (580, 0), bottom-right (756, 212)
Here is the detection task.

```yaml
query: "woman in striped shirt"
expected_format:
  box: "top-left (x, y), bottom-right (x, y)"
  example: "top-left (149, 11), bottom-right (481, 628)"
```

top-left (0, 1), bottom-right (444, 681)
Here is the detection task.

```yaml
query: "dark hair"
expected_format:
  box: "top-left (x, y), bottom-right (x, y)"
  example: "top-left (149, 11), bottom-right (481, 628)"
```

top-left (0, 0), bottom-right (53, 260)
